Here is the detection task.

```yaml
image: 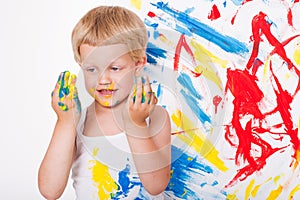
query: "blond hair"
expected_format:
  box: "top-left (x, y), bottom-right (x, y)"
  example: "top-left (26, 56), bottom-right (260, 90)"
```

top-left (72, 6), bottom-right (148, 64)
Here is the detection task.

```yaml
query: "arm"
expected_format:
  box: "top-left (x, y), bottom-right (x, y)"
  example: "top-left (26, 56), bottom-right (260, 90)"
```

top-left (124, 76), bottom-right (171, 195)
top-left (38, 71), bottom-right (81, 200)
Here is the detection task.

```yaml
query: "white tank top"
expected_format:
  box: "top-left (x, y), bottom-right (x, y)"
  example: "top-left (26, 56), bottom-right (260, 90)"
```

top-left (71, 108), bottom-right (167, 200)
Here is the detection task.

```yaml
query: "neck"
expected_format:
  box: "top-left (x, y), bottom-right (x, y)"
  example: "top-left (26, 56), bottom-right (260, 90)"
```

top-left (91, 101), bottom-right (125, 130)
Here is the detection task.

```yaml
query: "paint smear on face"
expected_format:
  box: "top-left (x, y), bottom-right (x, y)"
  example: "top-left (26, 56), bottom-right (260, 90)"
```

top-left (88, 148), bottom-right (119, 199)
top-left (171, 109), bottom-right (228, 172)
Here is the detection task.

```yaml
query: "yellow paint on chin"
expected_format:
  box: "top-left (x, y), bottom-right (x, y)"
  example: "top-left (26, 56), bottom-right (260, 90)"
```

top-left (88, 148), bottom-right (118, 199)
top-left (190, 39), bottom-right (227, 90)
top-left (171, 109), bottom-right (228, 172)
top-left (130, 0), bottom-right (142, 10)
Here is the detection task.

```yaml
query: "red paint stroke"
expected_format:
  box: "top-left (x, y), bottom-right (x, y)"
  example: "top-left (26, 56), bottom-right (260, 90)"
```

top-left (247, 12), bottom-right (292, 67)
top-left (247, 12), bottom-right (300, 94)
top-left (224, 68), bottom-right (293, 188)
top-left (268, 62), bottom-right (299, 155)
top-left (213, 95), bottom-right (222, 114)
top-left (171, 128), bottom-right (200, 135)
top-left (230, 0), bottom-right (252, 25)
top-left (208, 4), bottom-right (221, 21)
top-left (148, 11), bottom-right (156, 18)
top-left (174, 34), bottom-right (201, 77)
top-left (287, 8), bottom-right (293, 27)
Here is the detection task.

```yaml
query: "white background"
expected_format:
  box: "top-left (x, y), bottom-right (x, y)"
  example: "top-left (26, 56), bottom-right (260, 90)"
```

top-left (0, 1), bottom-right (144, 199)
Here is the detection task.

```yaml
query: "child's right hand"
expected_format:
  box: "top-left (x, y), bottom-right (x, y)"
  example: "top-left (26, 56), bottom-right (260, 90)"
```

top-left (51, 71), bottom-right (81, 125)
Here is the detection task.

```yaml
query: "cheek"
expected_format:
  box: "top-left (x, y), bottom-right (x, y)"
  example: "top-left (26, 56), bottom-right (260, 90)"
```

top-left (83, 75), bottom-right (97, 93)
top-left (117, 71), bottom-right (135, 90)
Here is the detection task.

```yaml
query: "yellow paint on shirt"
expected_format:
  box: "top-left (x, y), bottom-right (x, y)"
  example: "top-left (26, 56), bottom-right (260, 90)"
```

top-left (171, 109), bottom-right (228, 172)
top-left (131, 0), bottom-right (142, 10)
top-left (289, 184), bottom-right (300, 200)
top-left (245, 179), bottom-right (255, 200)
top-left (89, 148), bottom-right (118, 199)
top-left (191, 39), bottom-right (227, 90)
top-left (266, 185), bottom-right (283, 200)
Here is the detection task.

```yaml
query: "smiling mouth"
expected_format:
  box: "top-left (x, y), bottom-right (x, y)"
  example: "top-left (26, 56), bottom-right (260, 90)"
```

top-left (97, 89), bottom-right (117, 97)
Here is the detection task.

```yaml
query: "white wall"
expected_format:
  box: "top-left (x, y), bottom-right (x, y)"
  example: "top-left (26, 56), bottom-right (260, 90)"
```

top-left (0, 1), bottom-right (143, 199)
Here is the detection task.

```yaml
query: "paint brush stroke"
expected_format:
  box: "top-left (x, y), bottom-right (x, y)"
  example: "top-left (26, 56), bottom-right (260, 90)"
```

top-left (166, 145), bottom-right (227, 199)
top-left (171, 110), bottom-right (228, 172)
top-left (151, 1), bottom-right (249, 54)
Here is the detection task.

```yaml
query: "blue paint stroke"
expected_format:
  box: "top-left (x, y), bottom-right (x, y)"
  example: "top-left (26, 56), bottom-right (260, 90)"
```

top-left (151, 2), bottom-right (249, 54)
top-left (184, 7), bottom-right (195, 15)
top-left (180, 89), bottom-right (211, 124)
top-left (166, 146), bottom-right (227, 199)
top-left (113, 164), bottom-right (141, 199)
top-left (177, 72), bottom-right (202, 100)
top-left (231, 0), bottom-right (244, 6)
top-left (156, 83), bottom-right (162, 98)
top-left (146, 42), bottom-right (167, 64)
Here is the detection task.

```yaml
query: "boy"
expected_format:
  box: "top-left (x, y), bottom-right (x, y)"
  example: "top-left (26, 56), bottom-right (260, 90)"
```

top-left (38, 6), bottom-right (171, 200)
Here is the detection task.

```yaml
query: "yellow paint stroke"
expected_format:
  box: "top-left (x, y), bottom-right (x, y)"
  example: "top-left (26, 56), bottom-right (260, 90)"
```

top-left (226, 190), bottom-right (238, 200)
top-left (171, 109), bottom-right (228, 172)
top-left (190, 39), bottom-right (227, 90)
top-left (285, 73), bottom-right (290, 79)
top-left (266, 185), bottom-right (283, 200)
top-left (289, 184), bottom-right (300, 200)
top-left (263, 56), bottom-right (271, 77)
top-left (251, 177), bottom-right (273, 197)
top-left (292, 149), bottom-right (300, 169)
top-left (130, 0), bottom-right (142, 10)
top-left (159, 33), bottom-right (174, 46)
top-left (182, 188), bottom-right (187, 198)
top-left (293, 42), bottom-right (300, 67)
top-left (274, 175), bottom-right (281, 185)
top-left (245, 179), bottom-right (255, 200)
top-left (89, 148), bottom-right (118, 199)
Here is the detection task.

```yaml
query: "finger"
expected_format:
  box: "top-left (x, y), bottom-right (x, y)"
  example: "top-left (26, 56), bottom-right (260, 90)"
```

top-left (149, 92), bottom-right (158, 106)
top-left (69, 74), bottom-right (77, 99)
top-left (58, 71), bottom-right (66, 99)
top-left (142, 76), bottom-right (152, 104)
top-left (52, 72), bottom-right (63, 99)
top-left (134, 76), bottom-right (143, 104)
top-left (63, 71), bottom-right (71, 96)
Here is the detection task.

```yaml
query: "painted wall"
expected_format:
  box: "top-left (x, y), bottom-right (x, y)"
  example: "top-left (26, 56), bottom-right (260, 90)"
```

top-left (1, 0), bottom-right (299, 199)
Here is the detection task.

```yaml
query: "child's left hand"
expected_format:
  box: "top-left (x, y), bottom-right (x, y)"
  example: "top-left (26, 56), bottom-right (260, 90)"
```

top-left (126, 76), bottom-right (158, 127)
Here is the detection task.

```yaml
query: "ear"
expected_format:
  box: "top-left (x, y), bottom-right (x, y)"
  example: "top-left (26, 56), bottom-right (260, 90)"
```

top-left (134, 55), bottom-right (147, 74)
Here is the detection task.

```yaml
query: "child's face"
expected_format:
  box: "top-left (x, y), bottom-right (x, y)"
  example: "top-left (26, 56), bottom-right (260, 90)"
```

top-left (80, 44), bottom-right (139, 107)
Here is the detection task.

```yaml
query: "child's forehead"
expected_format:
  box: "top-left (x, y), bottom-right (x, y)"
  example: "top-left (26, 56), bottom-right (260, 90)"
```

top-left (81, 44), bottom-right (130, 67)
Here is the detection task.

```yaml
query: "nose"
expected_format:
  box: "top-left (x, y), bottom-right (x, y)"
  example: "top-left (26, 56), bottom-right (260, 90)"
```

top-left (98, 71), bottom-right (112, 85)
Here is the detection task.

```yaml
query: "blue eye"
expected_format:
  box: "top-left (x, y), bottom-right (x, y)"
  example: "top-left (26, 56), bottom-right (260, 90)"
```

top-left (87, 67), bottom-right (96, 72)
top-left (111, 66), bottom-right (120, 71)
